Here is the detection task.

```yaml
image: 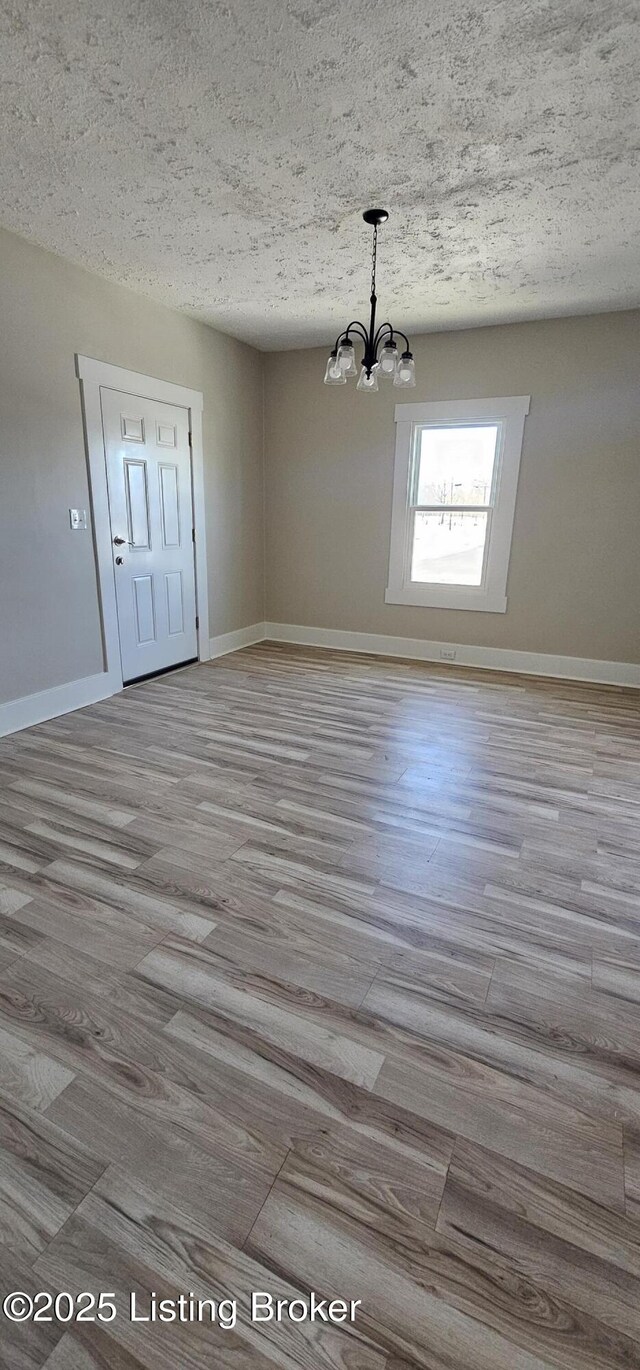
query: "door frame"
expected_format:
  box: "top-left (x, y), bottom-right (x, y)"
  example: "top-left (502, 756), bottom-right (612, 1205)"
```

top-left (76, 354), bottom-right (210, 693)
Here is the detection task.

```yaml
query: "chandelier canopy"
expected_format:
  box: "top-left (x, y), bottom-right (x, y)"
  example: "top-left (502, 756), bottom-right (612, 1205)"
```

top-left (324, 209), bottom-right (415, 393)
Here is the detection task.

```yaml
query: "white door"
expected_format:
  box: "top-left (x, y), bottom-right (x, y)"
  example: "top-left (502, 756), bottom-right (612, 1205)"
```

top-left (102, 387), bottom-right (198, 683)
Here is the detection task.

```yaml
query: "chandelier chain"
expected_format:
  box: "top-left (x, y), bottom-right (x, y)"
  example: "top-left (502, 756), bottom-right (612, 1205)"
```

top-left (370, 223), bottom-right (378, 298)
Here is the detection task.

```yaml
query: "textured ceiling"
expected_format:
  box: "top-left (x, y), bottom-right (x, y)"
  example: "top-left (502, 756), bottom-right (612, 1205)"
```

top-left (0, 0), bottom-right (639, 349)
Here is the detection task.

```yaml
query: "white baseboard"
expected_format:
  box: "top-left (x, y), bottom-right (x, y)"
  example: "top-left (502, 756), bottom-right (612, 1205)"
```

top-left (209, 621), bottom-right (266, 660)
top-left (2, 621), bottom-right (635, 741)
top-left (264, 622), bottom-right (640, 688)
top-left (0, 622), bottom-right (266, 738)
top-left (0, 671), bottom-right (121, 738)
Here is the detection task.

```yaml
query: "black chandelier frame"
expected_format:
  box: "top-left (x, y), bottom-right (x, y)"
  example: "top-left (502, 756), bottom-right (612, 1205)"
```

top-left (330, 209), bottom-right (414, 379)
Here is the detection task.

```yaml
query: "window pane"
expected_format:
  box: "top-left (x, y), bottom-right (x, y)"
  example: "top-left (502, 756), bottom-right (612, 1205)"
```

top-left (411, 510), bottom-right (488, 586)
top-left (416, 425), bottom-right (498, 506)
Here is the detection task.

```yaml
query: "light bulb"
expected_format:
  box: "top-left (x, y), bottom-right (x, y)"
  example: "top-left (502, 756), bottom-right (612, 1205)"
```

top-left (323, 351), bottom-right (346, 385)
top-left (379, 342), bottom-right (398, 375)
top-left (356, 366), bottom-right (379, 392)
top-left (393, 351), bottom-right (416, 387)
top-left (337, 342), bottom-right (357, 376)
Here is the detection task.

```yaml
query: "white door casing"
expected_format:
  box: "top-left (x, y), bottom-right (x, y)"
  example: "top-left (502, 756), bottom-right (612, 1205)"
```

top-left (101, 388), bottom-right (198, 682)
top-left (76, 356), bottom-right (208, 696)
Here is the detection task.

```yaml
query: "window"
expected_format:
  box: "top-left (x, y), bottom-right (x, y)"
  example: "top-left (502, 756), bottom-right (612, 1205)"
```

top-left (386, 396), bottom-right (530, 612)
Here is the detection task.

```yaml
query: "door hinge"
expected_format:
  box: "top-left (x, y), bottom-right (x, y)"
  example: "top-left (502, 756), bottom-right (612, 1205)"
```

top-left (192, 527), bottom-right (196, 542)
top-left (188, 431), bottom-right (193, 447)
top-left (195, 615), bottom-right (199, 630)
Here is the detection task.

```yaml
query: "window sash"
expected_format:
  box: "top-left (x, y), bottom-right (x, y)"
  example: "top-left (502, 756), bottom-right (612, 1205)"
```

top-left (409, 420), bottom-right (502, 514)
top-left (406, 506), bottom-right (494, 588)
top-left (410, 503), bottom-right (493, 513)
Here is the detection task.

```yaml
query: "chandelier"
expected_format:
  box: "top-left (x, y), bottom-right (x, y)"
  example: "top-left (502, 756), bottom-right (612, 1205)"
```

top-left (324, 209), bottom-right (415, 392)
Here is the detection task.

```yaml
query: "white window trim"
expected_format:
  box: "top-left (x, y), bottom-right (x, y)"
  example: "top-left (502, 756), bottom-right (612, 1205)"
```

top-left (385, 395), bottom-right (530, 613)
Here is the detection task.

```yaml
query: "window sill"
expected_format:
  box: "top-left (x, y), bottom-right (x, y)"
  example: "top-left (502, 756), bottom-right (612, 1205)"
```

top-left (385, 586), bottom-right (508, 613)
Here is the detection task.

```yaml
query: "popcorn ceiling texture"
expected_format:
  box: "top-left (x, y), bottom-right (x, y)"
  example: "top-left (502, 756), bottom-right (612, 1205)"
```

top-left (0, 0), bottom-right (638, 350)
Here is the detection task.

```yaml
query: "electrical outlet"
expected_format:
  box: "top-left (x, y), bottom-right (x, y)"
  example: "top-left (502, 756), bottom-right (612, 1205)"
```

top-left (440, 648), bottom-right (457, 661)
top-left (69, 508), bottom-right (87, 530)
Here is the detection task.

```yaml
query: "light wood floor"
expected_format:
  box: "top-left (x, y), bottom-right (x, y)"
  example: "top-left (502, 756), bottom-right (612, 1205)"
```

top-left (1, 643), bottom-right (640, 1368)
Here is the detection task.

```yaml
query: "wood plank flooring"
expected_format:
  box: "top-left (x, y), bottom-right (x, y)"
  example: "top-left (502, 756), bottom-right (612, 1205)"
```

top-left (0, 641), bottom-right (639, 1368)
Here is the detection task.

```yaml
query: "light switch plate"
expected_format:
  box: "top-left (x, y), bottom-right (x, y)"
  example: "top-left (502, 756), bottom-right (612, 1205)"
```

top-left (69, 508), bottom-right (87, 530)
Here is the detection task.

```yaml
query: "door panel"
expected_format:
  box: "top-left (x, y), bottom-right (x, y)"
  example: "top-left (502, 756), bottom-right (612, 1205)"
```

top-left (133, 576), bottom-right (156, 645)
top-left (124, 460), bottom-right (151, 549)
top-left (121, 415), bottom-right (145, 442)
top-left (102, 388), bottom-right (198, 682)
top-left (165, 571), bottom-right (185, 636)
top-left (159, 464), bottom-right (180, 548)
top-left (157, 421), bottom-right (177, 447)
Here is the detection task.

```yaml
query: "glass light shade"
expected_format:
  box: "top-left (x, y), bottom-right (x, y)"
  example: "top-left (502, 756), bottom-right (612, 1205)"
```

top-left (393, 351), bottom-right (416, 387)
top-left (356, 366), bottom-right (379, 392)
top-left (337, 342), bottom-right (357, 376)
top-left (378, 342), bottom-right (398, 375)
top-left (324, 351), bottom-right (346, 385)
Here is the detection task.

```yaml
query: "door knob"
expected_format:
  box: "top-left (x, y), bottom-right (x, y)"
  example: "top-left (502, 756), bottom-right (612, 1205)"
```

top-left (113, 535), bottom-right (126, 545)
top-left (115, 556), bottom-right (124, 565)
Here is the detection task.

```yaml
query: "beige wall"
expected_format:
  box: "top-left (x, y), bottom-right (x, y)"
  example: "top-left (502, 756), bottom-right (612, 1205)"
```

top-left (0, 226), bottom-right (264, 704)
top-left (265, 310), bottom-right (640, 664)
top-left (2, 228), bottom-right (639, 710)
